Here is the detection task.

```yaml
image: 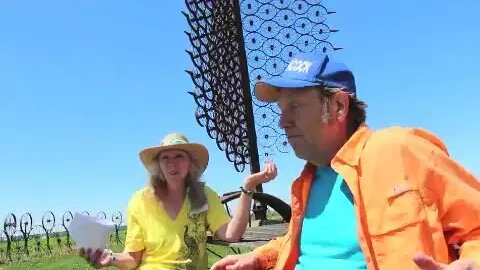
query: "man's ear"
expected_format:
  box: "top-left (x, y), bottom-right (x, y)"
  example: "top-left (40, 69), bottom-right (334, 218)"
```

top-left (332, 90), bottom-right (350, 122)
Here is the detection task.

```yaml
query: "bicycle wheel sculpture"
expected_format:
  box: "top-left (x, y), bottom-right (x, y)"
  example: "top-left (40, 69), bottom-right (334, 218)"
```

top-left (62, 211), bottom-right (74, 248)
top-left (184, 0), bottom-right (340, 221)
top-left (96, 211), bottom-right (107, 220)
top-left (30, 225), bottom-right (46, 256)
top-left (112, 211), bottom-right (124, 245)
top-left (41, 211), bottom-right (55, 253)
top-left (3, 213), bottom-right (16, 262)
top-left (19, 213), bottom-right (33, 255)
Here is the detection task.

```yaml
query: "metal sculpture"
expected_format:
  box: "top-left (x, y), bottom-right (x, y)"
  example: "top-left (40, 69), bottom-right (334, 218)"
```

top-left (62, 211), bottom-right (74, 248)
top-left (3, 213), bottom-right (16, 262)
top-left (97, 211), bottom-right (107, 220)
top-left (19, 213), bottom-right (33, 255)
top-left (51, 224), bottom-right (63, 249)
top-left (41, 211), bottom-right (55, 253)
top-left (112, 211), bottom-right (124, 245)
top-left (9, 230), bottom-right (22, 261)
top-left (30, 225), bottom-right (46, 255)
top-left (3, 213), bottom-right (16, 237)
top-left (241, 0), bottom-right (340, 158)
top-left (183, 0), bottom-right (339, 220)
top-left (184, 0), bottom-right (260, 174)
top-left (0, 210), bottom-right (126, 264)
top-left (0, 235), bottom-right (5, 264)
top-left (0, 232), bottom-right (6, 264)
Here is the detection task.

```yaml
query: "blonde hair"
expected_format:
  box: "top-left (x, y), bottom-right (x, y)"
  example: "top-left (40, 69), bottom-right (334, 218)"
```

top-left (147, 152), bottom-right (206, 210)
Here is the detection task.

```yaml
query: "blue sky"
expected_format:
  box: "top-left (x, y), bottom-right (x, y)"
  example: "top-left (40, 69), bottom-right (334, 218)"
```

top-left (0, 1), bottom-right (478, 228)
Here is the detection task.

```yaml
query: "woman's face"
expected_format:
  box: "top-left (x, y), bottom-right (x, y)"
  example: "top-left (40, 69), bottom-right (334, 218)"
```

top-left (158, 149), bottom-right (191, 183)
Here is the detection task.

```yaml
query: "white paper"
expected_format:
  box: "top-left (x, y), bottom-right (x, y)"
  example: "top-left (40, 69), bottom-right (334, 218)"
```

top-left (68, 212), bottom-right (115, 249)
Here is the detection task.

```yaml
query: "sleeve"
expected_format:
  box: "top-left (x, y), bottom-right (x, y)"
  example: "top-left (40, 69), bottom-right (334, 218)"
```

top-left (405, 129), bottom-right (480, 264)
top-left (253, 223), bottom-right (292, 270)
top-left (123, 194), bottom-right (146, 253)
top-left (205, 186), bottom-right (231, 234)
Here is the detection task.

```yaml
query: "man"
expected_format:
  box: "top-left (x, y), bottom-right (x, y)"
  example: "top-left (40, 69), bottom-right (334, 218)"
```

top-left (211, 51), bottom-right (480, 270)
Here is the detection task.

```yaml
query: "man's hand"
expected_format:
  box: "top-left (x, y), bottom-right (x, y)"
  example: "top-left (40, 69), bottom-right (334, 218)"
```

top-left (210, 253), bottom-right (258, 270)
top-left (413, 252), bottom-right (479, 270)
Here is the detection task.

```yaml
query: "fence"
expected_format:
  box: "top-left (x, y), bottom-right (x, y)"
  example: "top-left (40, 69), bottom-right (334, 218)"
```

top-left (0, 211), bottom-right (125, 264)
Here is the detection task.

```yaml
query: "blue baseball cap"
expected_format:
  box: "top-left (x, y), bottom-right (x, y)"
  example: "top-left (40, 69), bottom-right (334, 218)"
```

top-left (254, 51), bottom-right (356, 102)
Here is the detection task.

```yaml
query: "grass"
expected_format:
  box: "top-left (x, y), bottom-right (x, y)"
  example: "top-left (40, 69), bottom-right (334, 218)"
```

top-left (0, 236), bottom-right (125, 270)
top-left (0, 230), bottom-right (245, 270)
top-left (0, 212), bottom-right (282, 269)
top-left (0, 254), bottom-right (117, 270)
top-left (0, 245), bottom-right (240, 270)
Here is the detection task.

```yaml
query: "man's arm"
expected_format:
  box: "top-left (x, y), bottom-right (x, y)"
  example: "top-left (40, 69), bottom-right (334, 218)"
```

top-left (210, 229), bottom-right (290, 270)
top-left (253, 223), bottom-right (292, 269)
top-left (406, 129), bottom-right (480, 264)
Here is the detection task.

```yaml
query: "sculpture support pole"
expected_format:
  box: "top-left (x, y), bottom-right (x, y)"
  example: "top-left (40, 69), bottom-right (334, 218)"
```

top-left (232, 0), bottom-right (266, 220)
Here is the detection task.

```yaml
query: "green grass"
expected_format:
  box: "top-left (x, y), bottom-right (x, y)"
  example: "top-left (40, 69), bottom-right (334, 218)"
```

top-left (0, 230), bottom-right (245, 270)
top-left (0, 212), bottom-right (282, 269)
top-left (0, 244), bottom-right (240, 270)
top-left (0, 254), bottom-right (117, 270)
top-left (0, 236), bottom-right (125, 270)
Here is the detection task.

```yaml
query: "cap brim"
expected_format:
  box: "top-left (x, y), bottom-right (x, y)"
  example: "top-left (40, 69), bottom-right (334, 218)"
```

top-left (139, 143), bottom-right (209, 173)
top-left (254, 78), bottom-right (321, 102)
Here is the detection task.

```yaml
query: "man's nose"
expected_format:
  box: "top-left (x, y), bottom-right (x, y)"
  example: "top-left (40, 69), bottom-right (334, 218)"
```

top-left (279, 113), bottom-right (292, 129)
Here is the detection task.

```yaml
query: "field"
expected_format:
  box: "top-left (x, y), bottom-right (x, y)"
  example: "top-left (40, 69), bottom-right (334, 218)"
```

top-left (0, 229), bottom-right (246, 270)
top-left (0, 245), bottom-right (236, 270)
top-left (0, 209), bottom-right (282, 269)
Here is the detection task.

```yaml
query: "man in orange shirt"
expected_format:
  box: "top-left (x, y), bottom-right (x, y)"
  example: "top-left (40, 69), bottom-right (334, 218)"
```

top-left (211, 51), bottom-right (480, 270)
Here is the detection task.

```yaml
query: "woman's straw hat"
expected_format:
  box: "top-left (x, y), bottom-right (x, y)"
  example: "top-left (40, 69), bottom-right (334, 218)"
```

top-left (139, 133), bottom-right (209, 173)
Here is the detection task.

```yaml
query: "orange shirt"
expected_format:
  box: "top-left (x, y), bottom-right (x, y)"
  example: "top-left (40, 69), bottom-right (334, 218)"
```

top-left (254, 125), bottom-right (480, 269)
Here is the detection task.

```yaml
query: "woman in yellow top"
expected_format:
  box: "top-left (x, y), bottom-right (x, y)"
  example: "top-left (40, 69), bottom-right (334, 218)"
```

top-left (79, 132), bottom-right (277, 270)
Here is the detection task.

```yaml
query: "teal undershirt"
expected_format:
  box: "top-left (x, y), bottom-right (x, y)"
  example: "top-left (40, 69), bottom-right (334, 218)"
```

top-left (295, 166), bottom-right (367, 269)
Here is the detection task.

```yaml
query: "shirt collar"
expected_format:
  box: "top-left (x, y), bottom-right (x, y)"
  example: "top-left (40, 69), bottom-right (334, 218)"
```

top-left (332, 124), bottom-right (373, 167)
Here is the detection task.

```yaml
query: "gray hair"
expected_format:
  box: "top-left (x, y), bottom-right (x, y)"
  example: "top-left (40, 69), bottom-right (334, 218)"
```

top-left (318, 87), bottom-right (367, 136)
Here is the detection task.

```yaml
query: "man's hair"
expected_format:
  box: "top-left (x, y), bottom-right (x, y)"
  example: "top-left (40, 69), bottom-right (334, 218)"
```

top-left (318, 87), bottom-right (367, 135)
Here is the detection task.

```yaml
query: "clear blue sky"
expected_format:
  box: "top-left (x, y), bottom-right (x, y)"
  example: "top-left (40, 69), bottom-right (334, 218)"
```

top-left (1, 1), bottom-right (478, 227)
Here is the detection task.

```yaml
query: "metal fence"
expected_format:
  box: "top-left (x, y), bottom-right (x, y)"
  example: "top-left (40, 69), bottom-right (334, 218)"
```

top-left (0, 211), bottom-right (125, 264)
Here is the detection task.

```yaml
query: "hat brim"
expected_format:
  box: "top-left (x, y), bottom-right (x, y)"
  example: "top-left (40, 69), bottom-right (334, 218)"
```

top-left (139, 143), bottom-right (209, 174)
top-left (255, 78), bottom-right (322, 102)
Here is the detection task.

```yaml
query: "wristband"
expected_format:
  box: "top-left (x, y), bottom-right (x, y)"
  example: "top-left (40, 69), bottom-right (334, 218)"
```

top-left (106, 249), bottom-right (116, 266)
top-left (240, 186), bottom-right (255, 196)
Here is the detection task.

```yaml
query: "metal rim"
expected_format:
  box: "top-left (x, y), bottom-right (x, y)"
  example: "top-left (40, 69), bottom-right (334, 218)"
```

top-left (41, 211), bottom-right (55, 232)
top-left (19, 213), bottom-right (33, 235)
top-left (112, 211), bottom-right (123, 226)
top-left (3, 213), bottom-right (17, 237)
top-left (62, 211), bottom-right (73, 229)
top-left (96, 211), bottom-right (107, 220)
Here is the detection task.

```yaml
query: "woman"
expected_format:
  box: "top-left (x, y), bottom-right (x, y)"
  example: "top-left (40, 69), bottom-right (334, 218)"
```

top-left (79, 132), bottom-right (277, 270)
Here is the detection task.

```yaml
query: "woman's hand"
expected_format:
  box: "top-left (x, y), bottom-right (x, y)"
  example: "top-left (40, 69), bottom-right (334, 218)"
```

top-left (78, 248), bottom-right (112, 269)
top-left (243, 161), bottom-right (277, 191)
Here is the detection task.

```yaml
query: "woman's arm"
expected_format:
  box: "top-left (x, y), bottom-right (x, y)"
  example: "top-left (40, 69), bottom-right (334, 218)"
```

top-left (110, 250), bottom-right (143, 270)
top-left (79, 191), bottom-right (147, 269)
top-left (215, 162), bottom-right (277, 242)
